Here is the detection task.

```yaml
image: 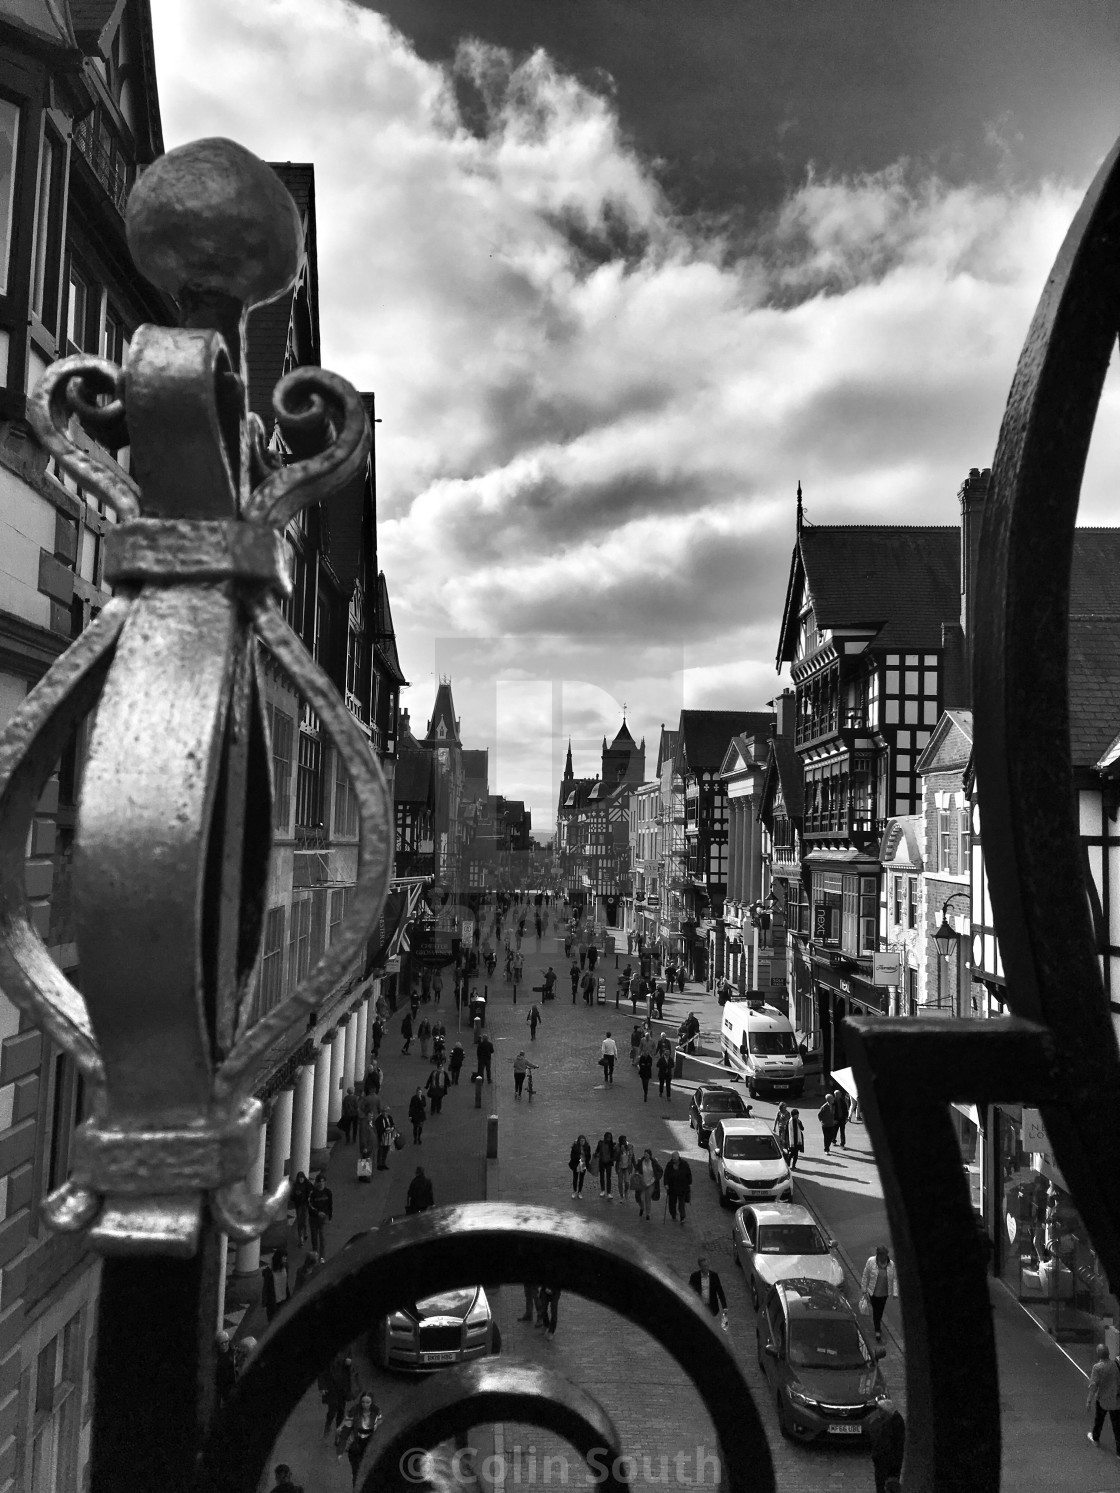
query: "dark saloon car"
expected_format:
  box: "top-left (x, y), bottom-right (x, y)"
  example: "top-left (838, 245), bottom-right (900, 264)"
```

top-left (756, 1278), bottom-right (889, 1443)
top-left (688, 1083), bottom-right (751, 1145)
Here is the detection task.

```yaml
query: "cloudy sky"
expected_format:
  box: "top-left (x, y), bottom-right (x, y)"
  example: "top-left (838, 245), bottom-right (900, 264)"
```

top-left (151, 1), bottom-right (1120, 834)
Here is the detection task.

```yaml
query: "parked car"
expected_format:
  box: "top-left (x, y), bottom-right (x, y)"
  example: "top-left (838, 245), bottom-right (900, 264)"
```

top-left (732, 1202), bottom-right (844, 1309)
top-left (707, 1118), bottom-right (793, 1208)
top-left (689, 1083), bottom-right (751, 1146)
top-left (756, 1277), bottom-right (889, 1443)
top-left (373, 1285), bottom-right (501, 1371)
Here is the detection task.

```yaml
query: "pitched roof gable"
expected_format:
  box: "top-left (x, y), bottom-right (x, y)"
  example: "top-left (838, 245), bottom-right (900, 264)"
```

top-left (373, 575), bottom-right (407, 685)
top-left (1068, 615), bottom-right (1120, 767)
top-left (915, 709), bottom-right (973, 776)
top-left (759, 735), bottom-right (803, 820)
top-left (423, 681), bottom-right (460, 746)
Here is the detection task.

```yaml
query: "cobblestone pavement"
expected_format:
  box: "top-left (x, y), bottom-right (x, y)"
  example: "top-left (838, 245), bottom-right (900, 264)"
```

top-left (260, 905), bottom-right (1112, 1492)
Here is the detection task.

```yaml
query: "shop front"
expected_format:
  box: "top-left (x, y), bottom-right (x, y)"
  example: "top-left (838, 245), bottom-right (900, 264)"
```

top-left (993, 1104), bottom-right (1116, 1341)
top-left (811, 955), bottom-right (886, 1083)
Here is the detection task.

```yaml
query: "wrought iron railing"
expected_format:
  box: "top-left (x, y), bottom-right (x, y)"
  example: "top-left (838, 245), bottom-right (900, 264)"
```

top-left (0, 125), bottom-right (1117, 1493)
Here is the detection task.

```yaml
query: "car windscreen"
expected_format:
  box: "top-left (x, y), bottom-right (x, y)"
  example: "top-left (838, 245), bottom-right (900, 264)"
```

top-left (749, 1030), bottom-right (797, 1055)
top-left (788, 1318), bottom-right (870, 1370)
top-left (757, 1225), bottom-right (828, 1255)
top-left (722, 1135), bottom-right (781, 1161)
top-left (703, 1093), bottom-right (745, 1112)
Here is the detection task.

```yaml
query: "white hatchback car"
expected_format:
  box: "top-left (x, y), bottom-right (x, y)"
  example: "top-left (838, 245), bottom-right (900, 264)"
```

top-left (707, 1118), bottom-right (793, 1209)
top-left (732, 1201), bottom-right (844, 1310)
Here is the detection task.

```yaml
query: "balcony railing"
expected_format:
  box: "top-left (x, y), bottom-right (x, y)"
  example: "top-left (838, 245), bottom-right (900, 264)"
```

top-left (795, 703), bottom-right (839, 746)
top-left (74, 120), bottom-right (133, 218)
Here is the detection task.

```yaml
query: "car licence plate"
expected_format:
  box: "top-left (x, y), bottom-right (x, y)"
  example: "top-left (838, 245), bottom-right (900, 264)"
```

top-left (826, 1424), bottom-right (861, 1436)
top-left (421, 1351), bottom-right (458, 1363)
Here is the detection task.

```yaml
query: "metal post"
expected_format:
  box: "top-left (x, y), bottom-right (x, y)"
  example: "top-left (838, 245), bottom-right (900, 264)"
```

top-left (487, 1115), bottom-right (498, 1159)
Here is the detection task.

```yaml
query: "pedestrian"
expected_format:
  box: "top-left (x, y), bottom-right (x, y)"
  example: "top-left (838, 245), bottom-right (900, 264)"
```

top-left (638, 1048), bottom-right (653, 1101)
top-left (588, 941), bottom-right (599, 971)
top-left (570, 961), bottom-right (580, 1001)
top-left (433, 971), bottom-right (443, 1004)
top-left (595, 1131), bottom-right (616, 1198)
top-left (860, 1245), bottom-right (899, 1343)
top-left (788, 1108), bottom-right (805, 1169)
top-left (340, 1086), bottom-right (359, 1143)
top-left (336, 1392), bottom-right (382, 1488)
top-left (406, 1165), bottom-right (435, 1214)
top-left (818, 1093), bottom-right (838, 1154)
top-left (630, 1023), bottom-right (642, 1065)
top-left (869, 1399), bottom-right (906, 1493)
top-left (616, 1134), bottom-right (636, 1199)
top-left (600, 1032), bottom-right (617, 1084)
top-left (514, 950), bottom-right (524, 984)
top-left (689, 1255), bottom-right (728, 1318)
top-left (308, 1171), bottom-right (333, 1257)
top-left (633, 1148), bottom-right (662, 1221)
top-left (425, 1060), bottom-right (449, 1115)
top-left (582, 970), bottom-right (596, 1006)
top-left (417, 1016), bottom-right (432, 1060)
top-left (527, 1003), bottom-right (543, 1040)
top-left (290, 1171), bottom-right (310, 1246)
top-left (1087, 1342), bottom-right (1120, 1451)
top-left (538, 1284), bottom-right (560, 1338)
top-left (261, 1247), bottom-right (288, 1323)
top-left (408, 1086), bottom-right (427, 1144)
top-left (656, 1047), bottom-right (674, 1101)
top-left (519, 1283), bottom-right (538, 1322)
top-left (400, 1011), bottom-right (413, 1054)
top-left (833, 1086), bottom-right (851, 1147)
top-left (374, 1102), bottom-right (395, 1170)
top-left (409, 990), bottom-right (420, 1020)
top-left (664, 1150), bottom-right (692, 1223)
top-left (215, 1330), bottom-right (237, 1409)
top-left (449, 1041), bottom-right (465, 1085)
top-left (513, 1049), bottom-right (531, 1099)
top-left (578, 939), bottom-right (588, 969)
top-left (542, 966), bottom-right (556, 999)
top-left (569, 1134), bottom-right (591, 1198)
top-left (564, 932), bottom-right (573, 959)
top-left (318, 1348), bottom-right (358, 1439)
top-left (655, 982), bottom-right (666, 1018)
top-left (678, 965), bottom-right (686, 994)
top-left (363, 1060), bottom-right (383, 1097)
top-left (477, 1033), bottom-right (494, 1084)
top-left (370, 1015), bottom-right (384, 1057)
top-left (270, 1463), bottom-right (304, 1493)
top-left (357, 1095), bottom-right (376, 1161)
top-left (773, 1102), bottom-right (791, 1158)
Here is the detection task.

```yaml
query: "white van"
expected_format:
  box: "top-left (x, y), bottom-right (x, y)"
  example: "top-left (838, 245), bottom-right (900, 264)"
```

top-left (721, 995), bottom-right (804, 1099)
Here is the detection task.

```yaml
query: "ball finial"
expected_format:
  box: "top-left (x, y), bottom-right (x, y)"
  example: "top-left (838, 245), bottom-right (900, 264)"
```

top-left (126, 138), bottom-right (303, 310)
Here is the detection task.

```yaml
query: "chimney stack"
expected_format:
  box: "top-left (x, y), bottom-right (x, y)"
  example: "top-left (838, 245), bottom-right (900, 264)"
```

top-left (773, 688), bottom-right (796, 739)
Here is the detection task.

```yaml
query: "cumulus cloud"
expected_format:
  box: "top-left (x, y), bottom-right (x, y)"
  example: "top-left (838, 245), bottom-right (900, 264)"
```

top-left (151, 0), bottom-right (1115, 829)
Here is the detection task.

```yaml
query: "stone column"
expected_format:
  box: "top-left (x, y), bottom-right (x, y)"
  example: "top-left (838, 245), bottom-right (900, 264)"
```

top-left (343, 1012), bottom-right (358, 1092)
top-left (290, 1061), bottom-right (315, 1180)
top-left (354, 998), bottom-right (369, 1078)
top-left (311, 1039), bottom-right (332, 1151)
top-left (234, 1118), bottom-right (267, 1275)
top-left (266, 1085), bottom-right (294, 1192)
top-left (328, 1025), bottom-right (346, 1124)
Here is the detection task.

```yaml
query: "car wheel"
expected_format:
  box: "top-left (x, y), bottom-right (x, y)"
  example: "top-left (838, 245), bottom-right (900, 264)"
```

top-left (747, 1080), bottom-right (757, 1099)
top-left (491, 1324), bottom-right (502, 1355)
top-left (777, 1393), bottom-right (793, 1441)
top-left (750, 1277), bottom-right (759, 1311)
top-left (698, 1130), bottom-right (707, 1149)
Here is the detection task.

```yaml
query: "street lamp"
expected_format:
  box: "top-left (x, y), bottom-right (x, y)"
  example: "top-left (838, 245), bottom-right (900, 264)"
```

top-left (932, 891), bottom-right (971, 961)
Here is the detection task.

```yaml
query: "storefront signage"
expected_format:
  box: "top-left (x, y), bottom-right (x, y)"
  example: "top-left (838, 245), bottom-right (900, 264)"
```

top-left (872, 951), bottom-right (903, 986)
top-left (1021, 1107), bottom-right (1048, 1150)
top-left (839, 978), bottom-right (851, 994)
top-left (409, 926), bottom-right (457, 967)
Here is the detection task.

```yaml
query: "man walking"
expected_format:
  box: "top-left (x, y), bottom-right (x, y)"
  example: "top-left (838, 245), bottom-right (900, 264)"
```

top-left (664, 1150), bottom-right (692, 1223)
top-left (513, 1050), bottom-right (531, 1099)
top-left (578, 938), bottom-right (588, 969)
top-left (689, 1255), bottom-right (727, 1317)
top-left (406, 1166), bottom-right (435, 1215)
top-left (600, 1032), bottom-right (617, 1084)
top-left (833, 1086), bottom-right (851, 1147)
top-left (425, 1060), bottom-right (449, 1116)
top-left (527, 1003), bottom-right (543, 1041)
top-left (637, 1047), bottom-right (653, 1101)
top-left (656, 1046), bottom-right (674, 1101)
top-left (477, 1032), bottom-right (494, 1084)
top-left (570, 961), bottom-right (580, 1002)
top-left (588, 941), bottom-right (599, 972)
top-left (788, 1108), bottom-right (805, 1169)
top-left (818, 1093), bottom-right (838, 1154)
top-left (870, 1400), bottom-right (906, 1493)
top-left (1087, 1342), bottom-right (1120, 1451)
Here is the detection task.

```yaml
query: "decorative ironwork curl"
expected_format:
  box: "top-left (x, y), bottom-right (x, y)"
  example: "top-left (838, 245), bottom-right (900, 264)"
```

top-left (356, 1361), bottom-right (628, 1493)
top-left (201, 1205), bottom-right (775, 1493)
top-left (243, 368), bottom-right (370, 528)
top-left (29, 357), bottom-right (140, 519)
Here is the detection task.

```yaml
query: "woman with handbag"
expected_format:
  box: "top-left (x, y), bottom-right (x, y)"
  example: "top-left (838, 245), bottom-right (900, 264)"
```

top-left (860, 1245), bottom-right (899, 1343)
top-left (569, 1134), bottom-right (591, 1198)
top-left (615, 1135), bottom-right (636, 1200)
top-left (374, 1103), bottom-right (395, 1171)
top-left (336, 1392), bottom-right (382, 1487)
top-left (290, 1172), bottom-right (310, 1246)
top-left (633, 1149), bottom-right (662, 1221)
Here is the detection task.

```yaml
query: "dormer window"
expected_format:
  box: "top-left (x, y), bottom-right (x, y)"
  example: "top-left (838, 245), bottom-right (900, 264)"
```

top-left (436, 721), bottom-right (446, 739)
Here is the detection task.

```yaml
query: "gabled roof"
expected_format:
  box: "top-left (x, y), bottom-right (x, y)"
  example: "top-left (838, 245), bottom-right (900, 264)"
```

top-left (777, 526), bottom-right (960, 665)
top-left (423, 681), bottom-right (460, 746)
top-left (719, 731), bottom-right (770, 778)
top-left (655, 727), bottom-right (678, 777)
top-left (1071, 530), bottom-right (1120, 614)
top-left (1068, 616), bottom-right (1120, 767)
top-left (759, 736), bottom-right (803, 821)
top-left (915, 709), bottom-right (973, 777)
top-left (373, 575), bottom-right (407, 686)
top-left (610, 719), bottom-right (636, 747)
top-left (675, 710), bottom-right (774, 776)
top-left (393, 749), bottom-right (434, 806)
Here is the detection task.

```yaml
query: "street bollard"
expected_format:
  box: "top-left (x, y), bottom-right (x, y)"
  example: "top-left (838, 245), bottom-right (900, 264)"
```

top-left (487, 1114), bottom-right (498, 1159)
top-left (474, 1074), bottom-right (484, 1110)
top-left (473, 1016), bottom-right (481, 1044)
